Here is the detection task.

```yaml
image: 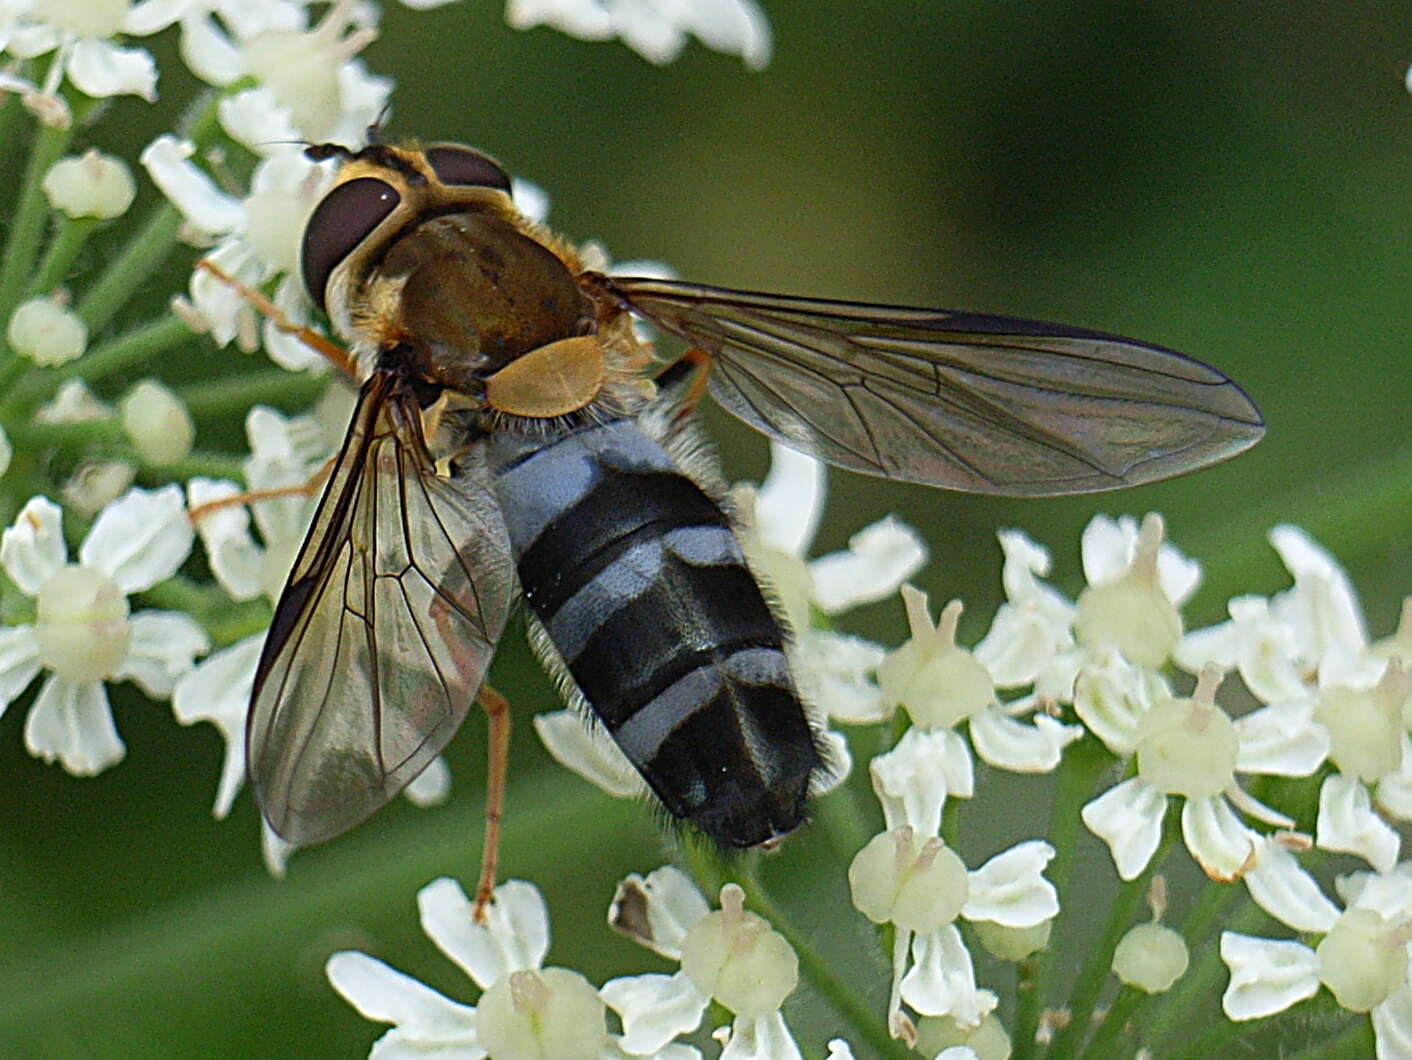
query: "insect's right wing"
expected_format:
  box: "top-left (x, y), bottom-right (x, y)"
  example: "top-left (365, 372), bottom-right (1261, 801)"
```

top-left (596, 276), bottom-right (1264, 496)
top-left (247, 371), bottom-right (516, 845)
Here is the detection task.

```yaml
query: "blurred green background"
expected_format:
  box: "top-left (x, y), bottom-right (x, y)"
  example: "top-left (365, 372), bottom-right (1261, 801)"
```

top-left (1, 1), bottom-right (1410, 1056)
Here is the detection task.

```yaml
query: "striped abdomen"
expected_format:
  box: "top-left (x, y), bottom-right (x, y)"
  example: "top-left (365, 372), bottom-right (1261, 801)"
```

top-left (487, 419), bottom-right (820, 847)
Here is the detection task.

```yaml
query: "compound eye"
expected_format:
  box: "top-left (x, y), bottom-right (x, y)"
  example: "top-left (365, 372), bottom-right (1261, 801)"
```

top-left (425, 144), bottom-right (511, 193)
top-left (301, 177), bottom-right (401, 312)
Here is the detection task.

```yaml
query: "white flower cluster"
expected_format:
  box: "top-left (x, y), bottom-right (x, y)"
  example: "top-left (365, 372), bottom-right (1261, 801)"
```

top-left (328, 872), bottom-right (817, 1059)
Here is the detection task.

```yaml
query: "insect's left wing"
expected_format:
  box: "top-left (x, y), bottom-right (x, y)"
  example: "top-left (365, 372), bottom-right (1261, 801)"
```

top-left (247, 371), bottom-right (516, 845)
top-left (596, 275), bottom-right (1264, 496)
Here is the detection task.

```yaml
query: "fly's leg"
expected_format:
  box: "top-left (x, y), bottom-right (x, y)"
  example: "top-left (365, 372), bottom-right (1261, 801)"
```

top-left (653, 347), bottom-right (713, 434)
top-left (186, 458), bottom-right (335, 525)
top-left (195, 259), bottom-right (359, 378)
top-left (473, 682), bottom-right (512, 923)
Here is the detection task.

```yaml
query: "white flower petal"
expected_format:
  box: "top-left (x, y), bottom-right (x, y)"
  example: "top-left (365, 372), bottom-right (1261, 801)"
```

top-left (1219, 932), bottom-right (1319, 1021)
top-left (1268, 524), bottom-right (1368, 674)
top-left (609, 865), bottom-right (710, 960)
top-left (1317, 773), bottom-right (1401, 873)
top-left (719, 1012), bottom-right (802, 1060)
top-left (218, 87), bottom-right (300, 154)
top-left (753, 440), bottom-right (824, 557)
top-left (1234, 697), bottom-right (1328, 776)
top-left (67, 38), bottom-right (158, 101)
top-left (419, 878), bottom-right (549, 989)
top-left (675, 0), bottom-right (771, 70)
top-left (1080, 777), bottom-right (1166, 881)
top-left (1244, 837), bottom-right (1339, 933)
top-left (262, 276), bottom-right (329, 371)
top-left (974, 602), bottom-right (1073, 689)
top-left (1373, 983), bottom-right (1412, 1060)
top-left (899, 925), bottom-right (992, 1026)
top-left (811, 517), bottom-right (926, 614)
top-left (178, 11), bottom-right (244, 85)
top-left (24, 675), bottom-right (124, 775)
top-left (0, 625), bottom-right (41, 710)
top-left (533, 709), bottom-right (644, 798)
top-left (968, 706), bottom-right (1080, 773)
top-left (403, 755), bottom-right (452, 807)
top-left (1080, 514), bottom-right (1198, 604)
top-left (140, 135), bottom-right (244, 235)
top-left (81, 485), bottom-right (193, 593)
top-left (870, 727), bottom-right (973, 835)
top-left (172, 634), bottom-right (262, 818)
top-left (963, 840), bottom-right (1058, 928)
top-left (1072, 653), bottom-right (1167, 757)
top-left (1376, 737), bottom-right (1412, 821)
top-left (188, 477), bottom-right (265, 600)
top-left (325, 951), bottom-right (481, 1044)
top-left (792, 631), bottom-right (886, 724)
top-left (600, 971), bottom-right (708, 1054)
top-left (1181, 796), bottom-right (1256, 882)
top-left (2, 496), bottom-right (67, 594)
top-left (116, 610), bottom-right (209, 697)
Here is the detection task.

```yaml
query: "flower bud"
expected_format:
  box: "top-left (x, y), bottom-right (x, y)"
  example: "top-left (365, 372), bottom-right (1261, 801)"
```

top-left (680, 884), bottom-right (798, 1017)
top-left (476, 967), bottom-right (607, 1059)
top-left (848, 827), bottom-right (969, 932)
top-left (120, 379), bottom-right (196, 466)
top-left (1112, 923), bottom-right (1189, 993)
top-left (43, 149), bottom-right (136, 219)
top-left (8, 298), bottom-right (87, 366)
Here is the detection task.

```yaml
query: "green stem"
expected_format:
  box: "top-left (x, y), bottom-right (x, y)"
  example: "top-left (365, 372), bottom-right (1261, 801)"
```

top-left (1014, 737), bottom-right (1110, 1060)
top-left (0, 314), bottom-right (194, 418)
top-left (735, 868), bottom-right (916, 1060)
top-left (1075, 983), bottom-right (1143, 1059)
top-left (1286, 1015), bottom-right (1375, 1060)
top-left (179, 368), bottom-right (332, 419)
top-left (0, 117), bottom-right (74, 325)
top-left (1049, 814), bottom-right (1176, 1057)
top-left (26, 214), bottom-right (100, 298)
top-left (142, 451), bottom-right (246, 482)
top-left (75, 203), bottom-right (182, 332)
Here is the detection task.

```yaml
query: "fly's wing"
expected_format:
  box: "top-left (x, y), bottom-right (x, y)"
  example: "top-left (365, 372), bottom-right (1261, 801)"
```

top-left (601, 276), bottom-right (1264, 496)
top-left (247, 371), bottom-right (515, 844)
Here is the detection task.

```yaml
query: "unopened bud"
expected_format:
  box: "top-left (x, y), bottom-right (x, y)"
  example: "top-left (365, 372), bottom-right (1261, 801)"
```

top-left (43, 150), bottom-right (136, 219)
top-left (120, 379), bottom-right (195, 466)
top-left (8, 298), bottom-right (87, 366)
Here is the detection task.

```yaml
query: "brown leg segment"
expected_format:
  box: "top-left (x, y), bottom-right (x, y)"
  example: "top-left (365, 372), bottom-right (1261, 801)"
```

top-left (473, 682), bottom-right (512, 923)
top-left (655, 347), bottom-right (714, 433)
top-left (195, 259), bottom-right (359, 378)
top-left (186, 456), bottom-right (335, 525)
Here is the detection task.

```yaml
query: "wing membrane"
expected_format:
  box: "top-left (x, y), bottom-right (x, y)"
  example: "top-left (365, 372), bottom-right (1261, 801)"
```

top-left (602, 276), bottom-right (1264, 495)
top-left (247, 371), bottom-right (515, 844)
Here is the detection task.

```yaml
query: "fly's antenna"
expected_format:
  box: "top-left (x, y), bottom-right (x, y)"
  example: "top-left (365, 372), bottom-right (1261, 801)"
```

top-left (365, 101), bottom-right (394, 146)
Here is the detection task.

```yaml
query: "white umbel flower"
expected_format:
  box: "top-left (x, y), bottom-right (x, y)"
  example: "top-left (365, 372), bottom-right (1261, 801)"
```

top-left (1221, 855), bottom-right (1412, 1057)
top-left (0, 489), bottom-right (204, 774)
top-left (506, 0), bottom-right (772, 69)
top-left (1080, 666), bottom-right (1305, 882)
top-left (603, 870), bottom-right (807, 1058)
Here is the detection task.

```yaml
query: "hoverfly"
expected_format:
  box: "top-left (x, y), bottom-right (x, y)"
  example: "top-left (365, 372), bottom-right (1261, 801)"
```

top-left (243, 136), bottom-right (1263, 905)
